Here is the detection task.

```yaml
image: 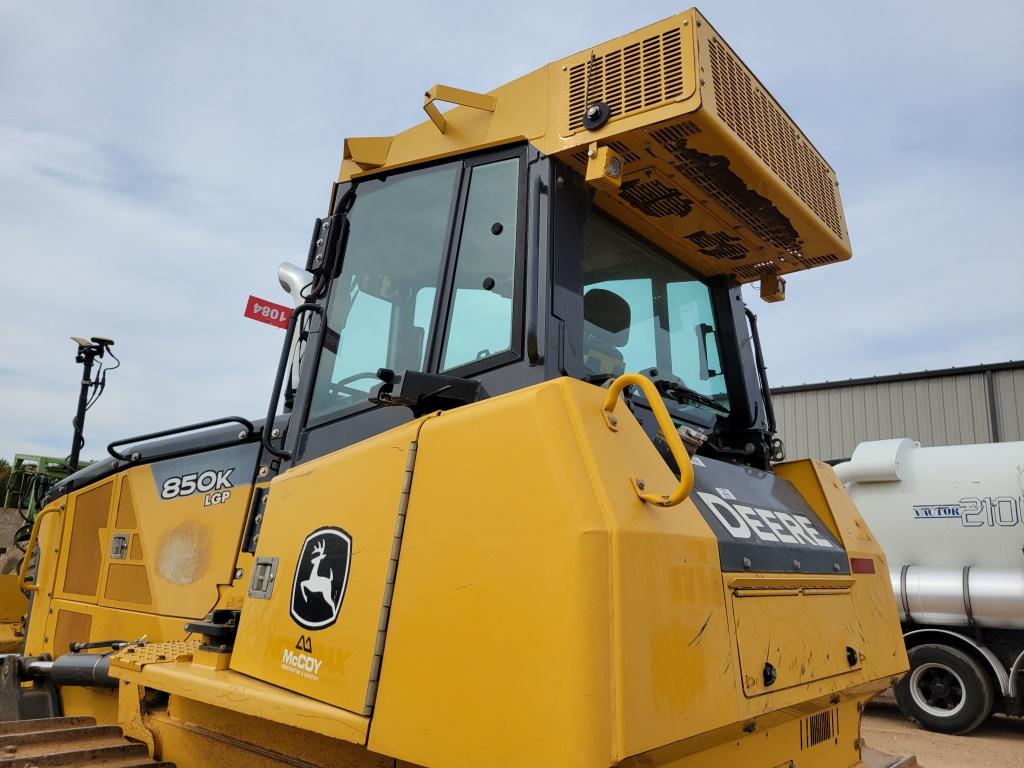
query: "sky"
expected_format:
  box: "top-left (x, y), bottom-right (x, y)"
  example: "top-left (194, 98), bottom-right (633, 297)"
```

top-left (1, 0), bottom-right (1022, 464)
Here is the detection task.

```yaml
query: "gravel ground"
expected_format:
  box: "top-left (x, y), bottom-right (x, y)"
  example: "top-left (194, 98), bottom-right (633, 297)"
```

top-left (863, 702), bottom-right (1024, 768)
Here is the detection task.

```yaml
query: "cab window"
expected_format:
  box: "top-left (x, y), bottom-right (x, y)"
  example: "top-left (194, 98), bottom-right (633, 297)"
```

top-left (308, 163), bottom-right (458, 424)
top-left (582, 212), bottom-right (730, 414)
top-left (441, 157), bottom-right (520, 371)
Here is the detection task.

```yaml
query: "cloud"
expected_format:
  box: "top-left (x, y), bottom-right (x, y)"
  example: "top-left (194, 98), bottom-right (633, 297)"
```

top-left (755, 102), bottom-right (1024, 382)
top-left (1, 0), bottom-right (1022, 464)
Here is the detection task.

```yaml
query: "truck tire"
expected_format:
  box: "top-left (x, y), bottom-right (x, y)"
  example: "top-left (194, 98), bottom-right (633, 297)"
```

top-left (895, 644), bottom-right (993, 734)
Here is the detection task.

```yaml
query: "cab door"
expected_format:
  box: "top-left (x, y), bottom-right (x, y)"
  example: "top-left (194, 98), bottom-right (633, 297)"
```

top-left (229, 422), bottom-right (421, 714)
top-left (230, 149), bottom-right (527, 715)
top-left (288, 148), bottom-right (528, 467)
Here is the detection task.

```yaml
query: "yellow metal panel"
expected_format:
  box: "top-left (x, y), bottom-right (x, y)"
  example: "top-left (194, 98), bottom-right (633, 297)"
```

top-left (367, 378), bottom-right (746, 765)
top-left (114, 660), bottom-right (370, 746)
top-left (96, 467), bottom-right (252, 618)
top-left (343, 136), bottom-right (393, 171)
top-left (0, 574), bottom-right (26, 622)
top-left (338, 66), bottom-right (549, 183)
top-left (368, 380), bottom-right (617, 767)
top-left (47, 600), bottom-right (193, 650)
top-left (774, 459), bottom-right (909, 676)
top-left (28, 597), bottom-right (195, 666)
top-left (366, 378), bottom-right (905, 767)
top-left (732, 589), bottom-right (862, 696)
top-left (129, 533), bottom-right (143, 560)
top-left (60, 687), bottom-right (119, 726)
top-left (53, 608), bottom-right (92, 654)
top-left (118, 680), bottom-right (155, 754)
top-left (22, 502), bottom-right (66, 654)
top-left (229, 422), bottom-right (423, 715)
top-left (103, 563), bottom-right (153, 604)
top-left (617, 698), bottom-right (865, 768)
top-left (0, 575), bottom-right (24, 652)
top-left (148, 697), bottom-right (386, 768)
top-left (55, 480), bottom-right (112, 600)
top-left (115, 479), bottom-right (137, 528)
top-left (775, 460), bottom-right (881, 550)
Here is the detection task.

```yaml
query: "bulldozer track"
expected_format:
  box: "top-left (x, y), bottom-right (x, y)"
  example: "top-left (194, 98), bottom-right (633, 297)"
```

top-left (0, 716), bottom-right (173, 767)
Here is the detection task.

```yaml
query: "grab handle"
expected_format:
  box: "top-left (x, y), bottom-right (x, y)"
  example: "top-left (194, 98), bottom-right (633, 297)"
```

top-left (19, 506), bottom-right (61, 592)
top-left (601, 373), bottom-right (694, 507)
top-left (262, 302), bottom-right (323, 460)
top-left (423, 84), bottom-right (496, 134)
top-left (108, 416), bottom-right (255, 462)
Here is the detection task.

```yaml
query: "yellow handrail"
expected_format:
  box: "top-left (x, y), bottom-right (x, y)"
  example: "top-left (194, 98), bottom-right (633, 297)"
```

top-left (18, 505), bottom-right (61, 593)
top-left (423, 84), bottom-right (496, 134)
top-left (601, 373), bottom-right (695, 507)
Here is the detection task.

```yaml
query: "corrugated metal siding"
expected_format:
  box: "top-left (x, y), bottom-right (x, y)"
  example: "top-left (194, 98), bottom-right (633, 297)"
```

top-left (994, 367), bottom-right (1024, 442)
top-left (772, 363), bottom-right (1024, 462)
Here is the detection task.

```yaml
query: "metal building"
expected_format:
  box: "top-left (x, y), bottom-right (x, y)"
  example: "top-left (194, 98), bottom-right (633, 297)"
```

top-left (772, 361), bottom-right (1024, 463)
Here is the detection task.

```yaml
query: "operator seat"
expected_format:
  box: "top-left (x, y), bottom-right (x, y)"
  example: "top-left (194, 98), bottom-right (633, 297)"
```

top-left (583, 288), bottom-right (631, 377)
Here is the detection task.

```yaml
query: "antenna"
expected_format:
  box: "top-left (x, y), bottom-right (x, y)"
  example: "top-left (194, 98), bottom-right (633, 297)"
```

top-left (68, 336), bottom-right (118, 471)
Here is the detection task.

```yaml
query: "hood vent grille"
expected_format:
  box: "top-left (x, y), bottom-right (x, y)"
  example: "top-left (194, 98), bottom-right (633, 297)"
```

top-left (732, 260), bottom-right (779, 281)
top-left (799, 253), bottom-right (840, 268)
top-left (619, 175), bottom-right (693, 219)
top-left (567, 27), bottom-right (685, 131)
top-left (801, 707), bottom-right (839, 749)
top-left (651, 122), bottom-right (801, 252)
top-left (707, 36), bottom-right (843, 239)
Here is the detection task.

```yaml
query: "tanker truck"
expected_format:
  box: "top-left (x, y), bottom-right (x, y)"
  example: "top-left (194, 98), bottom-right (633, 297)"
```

top-left (837, 439), bottom-right (1024, 734)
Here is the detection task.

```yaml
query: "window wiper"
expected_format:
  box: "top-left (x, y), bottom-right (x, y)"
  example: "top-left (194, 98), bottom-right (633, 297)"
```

top-left (651, 379), bottom-right (730, 415)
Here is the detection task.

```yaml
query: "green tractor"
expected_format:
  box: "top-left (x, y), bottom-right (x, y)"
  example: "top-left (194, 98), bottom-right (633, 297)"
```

top-left (1, 453), bottom-right (88, 574)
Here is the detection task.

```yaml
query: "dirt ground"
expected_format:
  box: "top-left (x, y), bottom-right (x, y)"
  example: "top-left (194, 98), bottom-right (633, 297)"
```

top-left (863, 701), bottom-right (1024, 768)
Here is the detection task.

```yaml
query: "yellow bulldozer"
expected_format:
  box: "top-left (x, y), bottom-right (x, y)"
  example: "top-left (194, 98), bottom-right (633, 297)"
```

top-left (0, 9), bottom-right (911, 767)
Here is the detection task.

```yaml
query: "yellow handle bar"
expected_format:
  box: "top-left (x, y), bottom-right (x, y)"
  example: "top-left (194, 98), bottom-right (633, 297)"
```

top-left (601, 373), bottom-right (695, 508)
top-left (18, 505), bottom-right (61, 593)
top-left (423, 84), bottom-right (496, 134)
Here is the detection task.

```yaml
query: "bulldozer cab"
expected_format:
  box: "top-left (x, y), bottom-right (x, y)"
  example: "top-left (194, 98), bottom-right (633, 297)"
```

top-left (281, 145), bottom-right (770, 472)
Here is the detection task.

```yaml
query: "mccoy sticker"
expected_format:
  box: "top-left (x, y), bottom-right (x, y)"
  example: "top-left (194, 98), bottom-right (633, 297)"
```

top-left (290, 527), bottom-right (352, 630)
top-left (281, 635), bottom-right (324, 681)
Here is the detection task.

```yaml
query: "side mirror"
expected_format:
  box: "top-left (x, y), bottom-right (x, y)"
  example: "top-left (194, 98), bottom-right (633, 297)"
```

top-left (277, 262), bottom-right (315, 408)
top-left (278, 262), bottom-right (313, 307)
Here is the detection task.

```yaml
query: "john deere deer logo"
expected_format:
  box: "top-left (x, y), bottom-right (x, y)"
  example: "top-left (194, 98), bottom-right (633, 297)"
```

top-left (290, 527), bottom-right (351, 630)
top-left (301, 539), bottom-right (336, 611)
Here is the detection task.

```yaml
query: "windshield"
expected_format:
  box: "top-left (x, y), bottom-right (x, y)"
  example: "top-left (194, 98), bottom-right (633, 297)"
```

top-left (582, 211), bottom-right (730, 415)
